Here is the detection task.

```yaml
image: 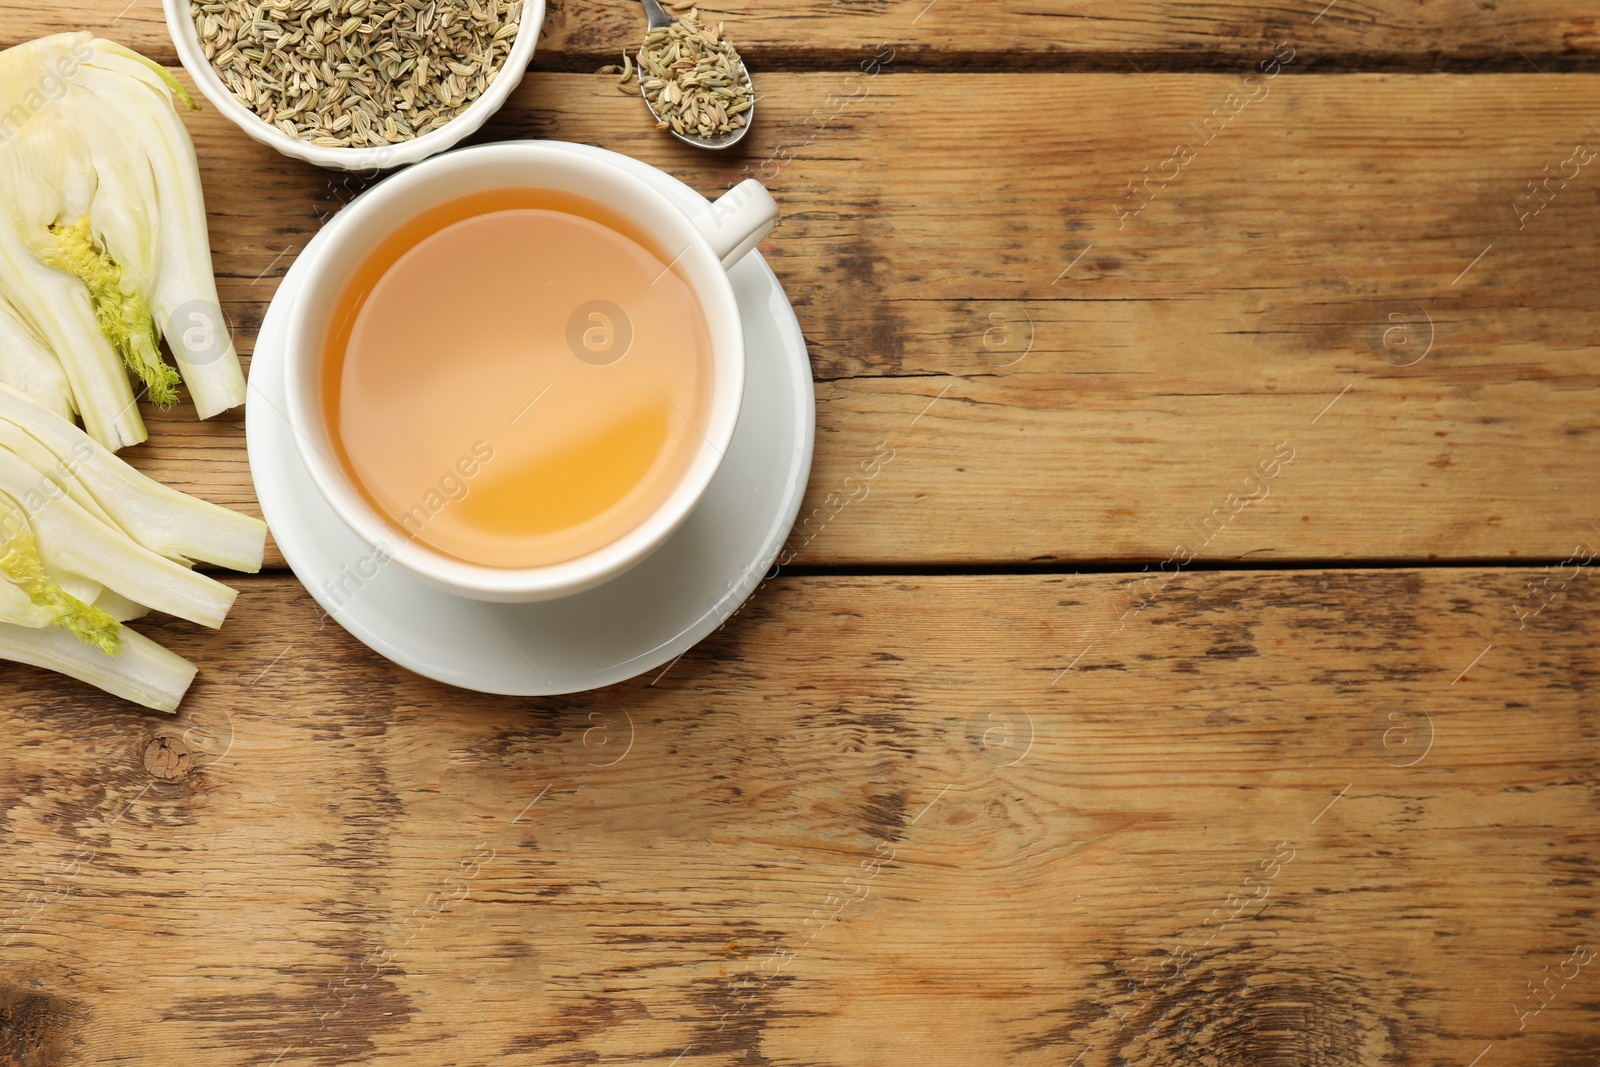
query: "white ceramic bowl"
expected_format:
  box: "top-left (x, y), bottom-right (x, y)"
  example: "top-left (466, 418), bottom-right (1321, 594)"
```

top-left (162, 0), bottom-right (545, 172)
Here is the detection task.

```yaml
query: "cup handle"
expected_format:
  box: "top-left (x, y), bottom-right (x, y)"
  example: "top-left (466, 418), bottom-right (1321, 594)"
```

top-left (691, 179), bottom-right (779, 270)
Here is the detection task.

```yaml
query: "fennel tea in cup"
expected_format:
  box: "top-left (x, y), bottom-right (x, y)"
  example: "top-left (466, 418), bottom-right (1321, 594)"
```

top-left (284, 143), bottom-right (778, 602)
top-left (322, 186), bottom-right (714, 569)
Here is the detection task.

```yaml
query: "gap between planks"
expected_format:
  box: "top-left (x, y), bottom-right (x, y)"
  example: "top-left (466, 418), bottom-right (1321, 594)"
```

top-left (238, 558), bottom-right (1587, 578)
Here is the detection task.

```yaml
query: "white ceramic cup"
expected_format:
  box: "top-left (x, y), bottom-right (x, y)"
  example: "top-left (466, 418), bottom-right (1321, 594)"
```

top-left (282, 141), bottom-right (779, 603)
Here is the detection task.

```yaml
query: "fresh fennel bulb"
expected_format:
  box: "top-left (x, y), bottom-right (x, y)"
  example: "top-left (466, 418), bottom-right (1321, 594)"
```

top-left (0, 33), bottom-right (247, 449)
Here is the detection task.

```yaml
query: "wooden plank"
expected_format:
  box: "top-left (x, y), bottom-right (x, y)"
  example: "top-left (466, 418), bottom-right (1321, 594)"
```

top-left (11, 0), bottom-right (1600, 69)
top-left (117, 70), bottom-right (1600, 564)
top-left (0, 569), bottom-right (1595, 1063)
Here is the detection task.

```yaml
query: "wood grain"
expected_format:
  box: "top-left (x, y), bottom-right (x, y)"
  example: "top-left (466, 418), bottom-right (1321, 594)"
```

top-left (114, 69), bottom-right (1600, 565)
top-left (0, 570), bottom-right (1596, 1064)
top-left (3, 2), bottom-right (1594, 1065)
top-left (9, 0), bottom-right (1600, 69)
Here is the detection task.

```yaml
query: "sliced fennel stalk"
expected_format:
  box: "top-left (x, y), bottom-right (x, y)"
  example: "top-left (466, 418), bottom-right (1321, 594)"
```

top-left (0, 445), bottom-right (237, 629)
top-left (92, 586), bottom-right (148, 623)
top-left (0, 414), bottom-right (122, 532)
top-left (0, 383), bottom-right (265, 571)
top-left (0, 491), bottom-right (120, 652)
top-left (45, 563), bottom-right (101, 611)
top-left (0, 295), bottom-right (73, 422)
top-left (0, 385), bottom-right (267, 710)
top-left (0, 620), bottom-right (195, 714)
top-left (0, 575), bottom-right (56, 628)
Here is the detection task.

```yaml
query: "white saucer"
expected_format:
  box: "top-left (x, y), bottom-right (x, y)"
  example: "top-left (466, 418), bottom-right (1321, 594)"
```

top-left (245, 143), bottom-right (815, 695)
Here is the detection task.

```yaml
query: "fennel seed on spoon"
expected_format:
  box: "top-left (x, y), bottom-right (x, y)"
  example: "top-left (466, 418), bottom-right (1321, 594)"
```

top-left (605, 8), bottom-right (752, 140)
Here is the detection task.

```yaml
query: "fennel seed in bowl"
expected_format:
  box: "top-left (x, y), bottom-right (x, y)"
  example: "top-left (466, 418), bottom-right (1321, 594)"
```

top-left (190, 0), bottom-right (523, 148)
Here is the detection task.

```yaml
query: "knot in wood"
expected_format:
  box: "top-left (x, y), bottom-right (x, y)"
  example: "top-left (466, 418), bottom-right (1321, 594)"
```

top-left (143, 735), bottom-right (194, 781)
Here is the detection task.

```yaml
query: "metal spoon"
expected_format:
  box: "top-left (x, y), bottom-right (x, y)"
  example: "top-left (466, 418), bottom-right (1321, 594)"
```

top-left (636, 0), bottom-right (755, 150)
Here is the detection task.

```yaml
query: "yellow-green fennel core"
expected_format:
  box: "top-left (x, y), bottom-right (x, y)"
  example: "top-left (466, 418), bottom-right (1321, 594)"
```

top-left (0, 496), bottom-right (122, 654)
top-left (43, 219), bottom-right (181, 409)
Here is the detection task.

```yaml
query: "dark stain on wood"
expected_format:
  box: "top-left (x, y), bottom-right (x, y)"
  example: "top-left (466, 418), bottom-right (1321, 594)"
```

top-left (0, 985), bottom-right (77, 1067)
top-left (163, 987), bottom-right (412, 1065)
top-left (806, 704), bottom-right (914, 759)
top-left (858, 789), bottom-right (908, 845)
top-left (451, 707), bottom-right (568, 769)
top-left (829, 198), bottom-right (909, 375)
top-left (1036, 941), bottom-right (1407, 1064)
top-left (497, 987), bottom-right (652, 1059)
top-left (684, 968), bottom-right (801, 1065)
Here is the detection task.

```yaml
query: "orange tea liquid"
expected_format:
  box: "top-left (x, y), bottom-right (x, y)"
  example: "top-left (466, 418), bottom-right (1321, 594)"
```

top-left (321, 188), bottom-right (714, 569)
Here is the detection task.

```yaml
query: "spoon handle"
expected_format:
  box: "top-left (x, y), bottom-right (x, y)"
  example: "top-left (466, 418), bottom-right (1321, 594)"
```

top-left (639, 0), bottom-right (675, 31)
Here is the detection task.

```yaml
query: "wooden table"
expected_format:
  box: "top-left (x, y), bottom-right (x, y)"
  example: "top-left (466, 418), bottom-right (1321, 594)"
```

top-left (4, 1), bottom-right (1599, 1063)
